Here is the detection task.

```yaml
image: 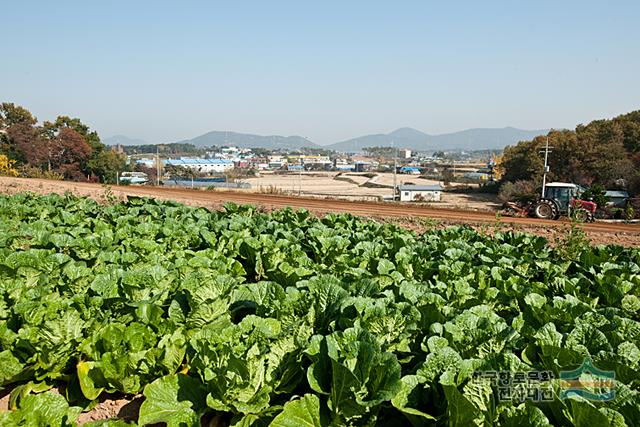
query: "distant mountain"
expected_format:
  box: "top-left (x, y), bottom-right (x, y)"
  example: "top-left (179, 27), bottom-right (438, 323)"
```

top-left (426, 127), bottom-right (550, 151)
top-left (327, 127), bottom-right (549, 152)
top-left (175, 131), bottom-right (318, 150)
top-left (106, 127), bottom-right (549, 152)
top-left (103, 135), bottom-right (149, 146)
top-left (327, 127), bottom-right (429, 152)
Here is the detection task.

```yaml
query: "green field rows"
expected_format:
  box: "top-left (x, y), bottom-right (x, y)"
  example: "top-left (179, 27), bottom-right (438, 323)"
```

top-left (0, 193), bottom-right (638, 426)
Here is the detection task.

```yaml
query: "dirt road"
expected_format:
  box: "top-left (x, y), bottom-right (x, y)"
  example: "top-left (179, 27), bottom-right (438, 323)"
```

top-left (1, 177), bottom-right (639, 246)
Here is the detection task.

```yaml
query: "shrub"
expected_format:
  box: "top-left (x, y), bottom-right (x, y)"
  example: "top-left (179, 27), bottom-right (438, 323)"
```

top-left (581, 184), bottom-right (609, 207)
top-left (18, 165), bottom-right (64, 180)
top-left (0, 154), bottom-right (18, 177)
top-left (498, 180), bottom-right (537, 203)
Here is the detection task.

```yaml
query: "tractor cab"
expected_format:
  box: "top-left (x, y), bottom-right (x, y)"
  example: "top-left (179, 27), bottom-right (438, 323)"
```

top-left (543, 183), bottom-right (584, 212)
top-left (534, 182), bottom-right (596, 221)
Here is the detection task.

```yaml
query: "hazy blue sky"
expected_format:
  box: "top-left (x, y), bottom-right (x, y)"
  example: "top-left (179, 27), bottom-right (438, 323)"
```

top-left (2, 0), bottom-right (639, 144)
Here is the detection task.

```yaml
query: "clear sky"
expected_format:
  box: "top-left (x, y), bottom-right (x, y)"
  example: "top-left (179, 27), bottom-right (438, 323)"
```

top-left (2, 0), bottom-right (639, 145)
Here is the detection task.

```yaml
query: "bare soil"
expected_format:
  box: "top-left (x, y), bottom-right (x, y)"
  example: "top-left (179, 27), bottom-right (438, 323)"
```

top-left (245, 171), bottom-right (498, 210)
top-left (0, 386), bottom-right (141, 425)
top-left (76, 395), bottom-right (143, 424)
top-left (1, 177), bottom-right (638, 246)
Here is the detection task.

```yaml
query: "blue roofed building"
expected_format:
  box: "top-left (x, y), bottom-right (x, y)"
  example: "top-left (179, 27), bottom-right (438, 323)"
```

top-left (400, 166), bottom-right (421, 175)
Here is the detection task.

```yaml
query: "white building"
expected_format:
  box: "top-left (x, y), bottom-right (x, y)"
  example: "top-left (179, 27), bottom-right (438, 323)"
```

top-left (136, 158), bottom-right (156, 168)
top-left (267, 155), bottom-right (287, 169)
top-left (164, 158), bottom-right (234, 174)
top-left (119, 171), bottom-right (148, 184)
top-left (292, 155), bottom-right (332, 167)
top-left (398, 184), bottom-right (443, 202)
top-left (399, 148), bottom-right (412, 159)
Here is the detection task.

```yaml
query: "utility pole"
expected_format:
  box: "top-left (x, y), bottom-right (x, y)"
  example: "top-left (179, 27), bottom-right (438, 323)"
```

top-left (299, 158), bottom-right (302, 196)
top-left (392, 141), bottom-right (398, 201)
top-left (156, 146), bottom-right (161, 186)
top-left (256, 166), bottom-right (260, 192)
top-left (541, 133), bottom-right (552, 197)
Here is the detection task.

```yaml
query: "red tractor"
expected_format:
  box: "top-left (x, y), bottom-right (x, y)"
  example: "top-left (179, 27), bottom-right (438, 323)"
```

top-left (502, 182), bottom-right (597, 222)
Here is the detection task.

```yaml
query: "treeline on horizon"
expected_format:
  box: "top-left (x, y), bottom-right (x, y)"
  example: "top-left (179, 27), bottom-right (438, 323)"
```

top-left (122, 143), bottom-right (201, 156)
top-left (122, 143), bottom-right (335, 157)
top-left (0, 103), bottom-right (126, 183)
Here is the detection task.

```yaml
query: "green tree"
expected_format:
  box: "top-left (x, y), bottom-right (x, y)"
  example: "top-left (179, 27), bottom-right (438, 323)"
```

top-left (43, 116), bottom-right (102, 151)
top-left (500, 136), bottom-right (544, 183)
top-left (581, 184), bottom-right (609, 207)
top-left (165, 164), bottom-right (202, 179)
top-left (363, 146), bottom-right (395, 158)
top-left (87, 150), bottom-right (128, 184)
top-left (0, 103), bottom-right (37, 127)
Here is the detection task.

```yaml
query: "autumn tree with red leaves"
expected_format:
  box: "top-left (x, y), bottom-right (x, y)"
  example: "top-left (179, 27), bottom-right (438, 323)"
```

top-left (48, 127), bottom-right (93, 180)
top-left (5, 123), bottom-right (48, 166)
top-left (0, 102), bottom-right (126, 183)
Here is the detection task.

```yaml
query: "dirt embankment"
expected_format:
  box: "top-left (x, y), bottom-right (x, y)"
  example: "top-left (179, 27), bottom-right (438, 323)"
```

top-left (1, 177), bottom-right (639, 247)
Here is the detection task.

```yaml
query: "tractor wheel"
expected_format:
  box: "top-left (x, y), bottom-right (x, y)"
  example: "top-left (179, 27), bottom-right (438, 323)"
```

top-left (534, 199), bottom-right (558, 220)
top-left (573, 208), bottom-right (594, 223)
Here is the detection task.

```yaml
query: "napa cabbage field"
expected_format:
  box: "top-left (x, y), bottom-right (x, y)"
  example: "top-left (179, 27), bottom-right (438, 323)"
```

top-left (0, 193), bottom-right (639, 426)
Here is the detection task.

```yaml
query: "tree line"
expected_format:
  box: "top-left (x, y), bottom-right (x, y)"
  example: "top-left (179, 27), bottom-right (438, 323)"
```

top-left (122, 143), bottom-right (201, 155)
top-left (499, 110), bottom-right (640, 195)
top-left (0, 102), bottom-right (126, 183)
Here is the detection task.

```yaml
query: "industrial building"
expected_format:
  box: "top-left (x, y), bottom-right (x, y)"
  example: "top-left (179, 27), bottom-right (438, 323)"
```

top-left (134, 158), bottom-right (235, 174)
top-left (164, 158), bottom-right (234, 173)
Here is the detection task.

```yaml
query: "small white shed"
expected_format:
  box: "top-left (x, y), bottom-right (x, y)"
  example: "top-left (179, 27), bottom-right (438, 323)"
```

top-left (398, 184), bottom-right (443, 202)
